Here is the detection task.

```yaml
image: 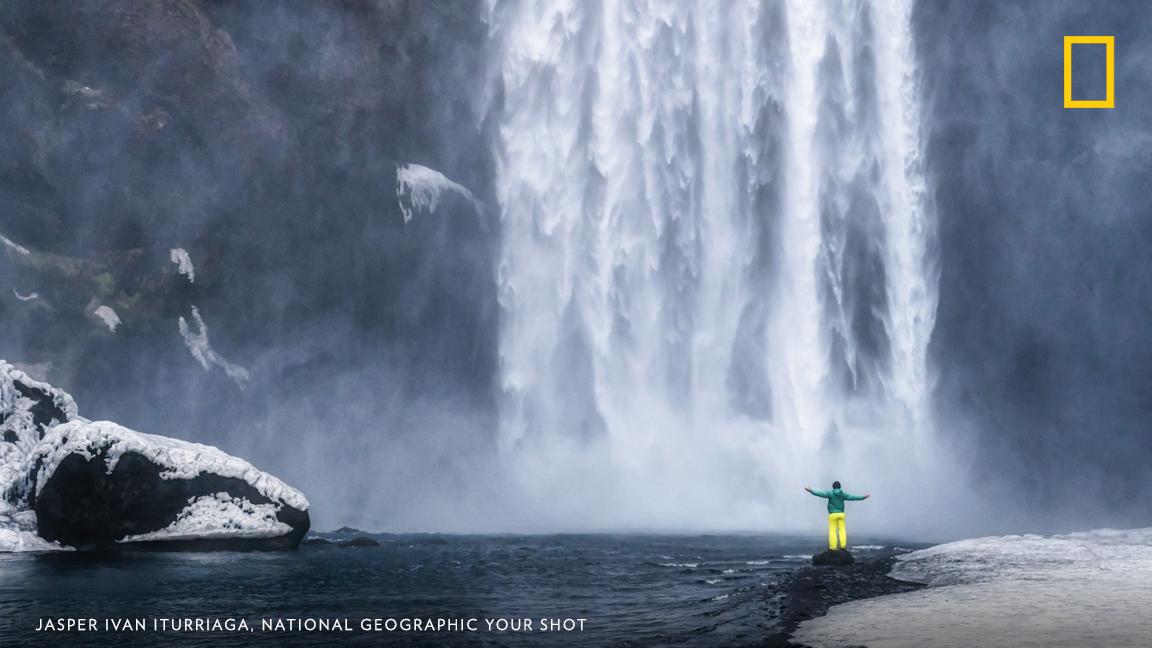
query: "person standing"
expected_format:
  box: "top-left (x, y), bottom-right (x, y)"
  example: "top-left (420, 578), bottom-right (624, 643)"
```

top-left (805, 481), bottom-right (870, 550)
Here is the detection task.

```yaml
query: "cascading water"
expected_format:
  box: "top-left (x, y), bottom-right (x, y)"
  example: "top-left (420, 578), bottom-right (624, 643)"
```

top-left (487, 0), bottom-right (937, 530)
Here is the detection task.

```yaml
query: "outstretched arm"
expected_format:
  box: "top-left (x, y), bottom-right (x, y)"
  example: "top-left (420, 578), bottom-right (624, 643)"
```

top-left (804, 487), bottom-right (830, 498)
top-left (844, 492), bottom-right (871, 501)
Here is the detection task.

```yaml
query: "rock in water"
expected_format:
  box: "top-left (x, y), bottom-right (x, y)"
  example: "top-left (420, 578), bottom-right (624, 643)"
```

top-left (25, 421), bottom-right (309, 550)
top-left (1, 361), bottom-right (310, 551)
top-left (812, 549), bottom-right (856, 566)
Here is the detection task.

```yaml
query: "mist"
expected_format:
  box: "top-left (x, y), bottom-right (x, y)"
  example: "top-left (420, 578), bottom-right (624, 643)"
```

top-left (918, 0), bottom-right (1152, 534)
top-left (1, 0), bottom-right (1148, 539)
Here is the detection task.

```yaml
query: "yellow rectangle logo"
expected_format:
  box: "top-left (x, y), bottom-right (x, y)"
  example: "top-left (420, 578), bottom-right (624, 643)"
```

top-left (1064, 36), bottom-right (1115, 109)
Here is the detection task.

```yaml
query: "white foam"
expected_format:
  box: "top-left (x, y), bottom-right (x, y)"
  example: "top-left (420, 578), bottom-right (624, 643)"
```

top-left (119, 492), bottom-right (290, 543)
top-left (12, 288), bottom-right (37, 301)
top-left (794, 528), bottom-right (1152, 648)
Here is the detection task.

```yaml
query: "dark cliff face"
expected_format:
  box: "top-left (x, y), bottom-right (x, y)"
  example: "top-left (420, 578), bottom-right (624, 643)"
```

top-left (0, 0), bottom-right (498, 525)
top-left (917, 0), bottom-right (1152, 526)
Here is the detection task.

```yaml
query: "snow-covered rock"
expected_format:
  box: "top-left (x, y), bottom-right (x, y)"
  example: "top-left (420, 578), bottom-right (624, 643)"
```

top-left (27, 421), bottom-right (310, 550)
top-left (0, 360), bottom-right (310, 551)
top-left (119, 492), bottom-right (291, 543)
top-left (1, 361), bottom-right (77, 501)
top-left (0, 508), bottom-right (70, 552)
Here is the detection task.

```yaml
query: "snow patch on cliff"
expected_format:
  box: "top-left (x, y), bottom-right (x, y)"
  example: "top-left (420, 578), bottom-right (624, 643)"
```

top-left (178, 306), bottom-right (249, 389)
top-left (119, 492), bottom-right (290, 543)
top-left (93, 305), bottom-right (121, 332)
top-left (396, 163), bottom-right (477, 223)
top-left (12, 289), bottom-right (37, 301)
top-left (27, 420), bottom-right (308, 511)
top-left (0, 233), bottom-right (30, 255)
top-left (170, 248), bottom-right (195, 283)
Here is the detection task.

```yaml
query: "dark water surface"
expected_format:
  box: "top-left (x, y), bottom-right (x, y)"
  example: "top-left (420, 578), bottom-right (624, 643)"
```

top-left (0, 533), bottom-right (917, 647)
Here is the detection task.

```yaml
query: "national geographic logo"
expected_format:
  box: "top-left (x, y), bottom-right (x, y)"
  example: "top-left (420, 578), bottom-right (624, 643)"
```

top-left (1064, 35), bottom-right (1114, 109)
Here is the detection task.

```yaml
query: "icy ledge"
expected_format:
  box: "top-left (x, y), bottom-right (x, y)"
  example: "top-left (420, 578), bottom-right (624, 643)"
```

top-left (793, 528), bottom-right (1152, 648)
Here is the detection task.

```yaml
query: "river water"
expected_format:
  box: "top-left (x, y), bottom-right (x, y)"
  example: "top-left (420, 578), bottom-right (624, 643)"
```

top-left (0, 533), bottom-right (918, 646)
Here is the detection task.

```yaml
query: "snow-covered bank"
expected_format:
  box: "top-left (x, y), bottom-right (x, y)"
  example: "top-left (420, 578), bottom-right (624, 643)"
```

top-left (794, 528), bottom-right (1152, 647)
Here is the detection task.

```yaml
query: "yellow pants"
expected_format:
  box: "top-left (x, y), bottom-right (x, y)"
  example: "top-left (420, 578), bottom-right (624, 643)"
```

top-left (827, 512), bottom-right (847, 550)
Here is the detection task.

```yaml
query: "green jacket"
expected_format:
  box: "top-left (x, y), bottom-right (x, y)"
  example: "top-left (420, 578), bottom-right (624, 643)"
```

top-left (808, 488), bottom-right (867, 514)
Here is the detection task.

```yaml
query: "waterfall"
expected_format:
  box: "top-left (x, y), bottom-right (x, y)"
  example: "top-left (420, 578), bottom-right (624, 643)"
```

top-left (487, 0), bottom-right (936, 529)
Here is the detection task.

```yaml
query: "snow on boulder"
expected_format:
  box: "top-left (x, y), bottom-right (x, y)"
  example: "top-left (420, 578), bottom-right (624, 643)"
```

top-left (1, 361), bottom-right (77, 502)
top-left (119, 492), bottom-right (291, 543)
top-left (1, 362), bottom-right (79, 552)
top-left (0, 508), bottom-right (70, 552)
top-left (1, 360), bottom-right (310, 552)
top-left (25, 420), bottom-right (310, 550)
